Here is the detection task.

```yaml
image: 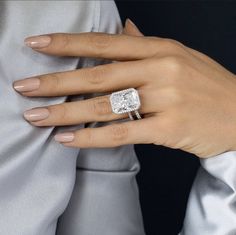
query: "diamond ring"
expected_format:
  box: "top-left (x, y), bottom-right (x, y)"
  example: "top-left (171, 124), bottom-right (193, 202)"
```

top-left (109, 88), bottom-right (142, 120)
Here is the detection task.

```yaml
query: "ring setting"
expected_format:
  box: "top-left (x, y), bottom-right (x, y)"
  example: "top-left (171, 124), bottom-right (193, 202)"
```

top-left (109, 88), bottom-right (142, 120)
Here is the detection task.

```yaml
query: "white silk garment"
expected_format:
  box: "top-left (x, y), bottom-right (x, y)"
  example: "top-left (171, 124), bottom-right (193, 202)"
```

top-left (0, 1), bottom-right (145, 235)
top-left (180, 151), bottom-right (236, 235)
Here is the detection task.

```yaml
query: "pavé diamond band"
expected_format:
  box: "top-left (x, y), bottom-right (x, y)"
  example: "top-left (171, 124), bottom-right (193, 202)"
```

top-left (109, 88), bottom-right (142, 120)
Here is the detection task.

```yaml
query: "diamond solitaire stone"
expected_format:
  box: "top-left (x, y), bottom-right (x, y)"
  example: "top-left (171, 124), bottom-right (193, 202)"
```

top-left (110, 88), bottom-right (141, 114)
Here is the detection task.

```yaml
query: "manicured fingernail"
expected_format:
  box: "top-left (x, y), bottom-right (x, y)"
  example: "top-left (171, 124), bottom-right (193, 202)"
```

top-left (23, 108), bottom-right (49, 121)
top-left (54, 132), bottom-right (75, 143)
top-left (24, 35), bottom-right (52, 49)
top-left (125, 18), bottom-right (143, 36)
top-left (13, 78), bottom-right (40, 92)
top-left (125, 18), bottom-right (136, 27)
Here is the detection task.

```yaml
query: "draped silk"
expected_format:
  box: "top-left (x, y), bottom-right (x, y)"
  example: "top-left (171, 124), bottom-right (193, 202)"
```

top-left (180, 151), bottom-right (236, 235)
top-left (0, 1), bottom-right (145, 235)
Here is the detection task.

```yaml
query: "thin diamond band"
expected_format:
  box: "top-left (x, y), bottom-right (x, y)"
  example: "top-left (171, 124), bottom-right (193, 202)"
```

top-left (128, 110), bottom-right (142, 120)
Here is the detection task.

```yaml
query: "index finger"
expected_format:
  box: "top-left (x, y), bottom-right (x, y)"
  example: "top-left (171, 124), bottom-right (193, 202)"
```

top-left (24, 32), bottom-right (160, 60)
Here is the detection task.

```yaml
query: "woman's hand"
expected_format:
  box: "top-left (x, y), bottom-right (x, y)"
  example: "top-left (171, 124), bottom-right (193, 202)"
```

top-left (13, 20), bottom-right (236, 158)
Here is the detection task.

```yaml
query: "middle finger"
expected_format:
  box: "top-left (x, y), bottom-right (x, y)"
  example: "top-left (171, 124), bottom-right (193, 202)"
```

top-left (13, 59), bottom-right (148, 97)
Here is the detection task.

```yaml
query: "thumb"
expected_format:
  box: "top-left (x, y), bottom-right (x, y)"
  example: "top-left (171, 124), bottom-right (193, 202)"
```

top-left (122, 18), bottom-right (144, 36)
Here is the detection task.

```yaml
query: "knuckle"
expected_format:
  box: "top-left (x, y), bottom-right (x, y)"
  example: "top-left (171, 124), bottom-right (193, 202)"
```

top-left (146, 36), bottom-right (160, 46)
top-left (91, 96), bottom-right (111, 116)
top-left (56, 104), bottom-right (68, 121)
top-left (88, 33), bottom-right (113, 56)
top-left (39, 73), bottom-right (60, 93)
top-left (157, 85), bottom-right (185, 110)
top-left (42, 73), bottom-right (63, 93)
top-left (146, 58), bottom-right (163, 80)
top-left (91, 33), bottom-right (113, 48)
top-left (81, 128), bottom-right (94, 147)
top-left (56, 33), bottom-right (70, 50)
top-left (146, 58), bottom-right (158, 72)
top-left (75, 128), bottom-right (94, 148)
top-left (166, 86), bottom-right (183, 105)
top-left (109, 124), bottom-right (129, 143)
top-left (162, 38), bottom-right (184, 50)
top-left (158, 116), bottom-right (178, 135)
top-left (161, 56), bottom-right (184, 74)
top-left (51, 73), bottom-right (63, 91)
top-left (85, 65), bottom-right (107, 85)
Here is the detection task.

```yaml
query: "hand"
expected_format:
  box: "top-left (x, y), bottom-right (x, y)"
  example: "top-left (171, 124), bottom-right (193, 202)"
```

top-left (13, 20), bottom-right (236, 158)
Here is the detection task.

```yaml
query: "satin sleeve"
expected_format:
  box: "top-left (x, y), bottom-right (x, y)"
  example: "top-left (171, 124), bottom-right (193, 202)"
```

top-left (180, 151), bottom-right (236, 235)
top-left (56, 2), bottom-right (146, 235)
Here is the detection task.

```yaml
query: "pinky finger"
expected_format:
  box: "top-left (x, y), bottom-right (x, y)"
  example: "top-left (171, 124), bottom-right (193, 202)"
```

top-left (54, 118), bottom-right (154, 148)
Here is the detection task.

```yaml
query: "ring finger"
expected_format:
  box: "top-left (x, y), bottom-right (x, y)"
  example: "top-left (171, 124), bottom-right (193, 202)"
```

top-left (23, 89), bottom-right (154, 126)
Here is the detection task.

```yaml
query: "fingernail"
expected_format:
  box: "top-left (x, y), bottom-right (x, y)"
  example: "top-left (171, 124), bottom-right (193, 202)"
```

top-left (125, 18), bottom-right (143, 36)
top-left (23, 108), bottom-right (49, 121)
top-left (13, 78), bottom-right (40, 92)
top-left (54, 132), bottom-right (75, 143)
top-left (125, 18), bottom-right (136, 27)
top-left (24, 35), bottom-right (52, 49)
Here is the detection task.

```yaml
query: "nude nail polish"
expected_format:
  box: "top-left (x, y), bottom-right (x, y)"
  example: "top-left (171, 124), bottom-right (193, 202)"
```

top-left (13, 78), bottom-right (40, 92)
top-left (23, 108), bottom-right (49, 122)
top-left (24, 35), bottom-right (51, 49)
top-left (54, 133), bottom-right (75, 143)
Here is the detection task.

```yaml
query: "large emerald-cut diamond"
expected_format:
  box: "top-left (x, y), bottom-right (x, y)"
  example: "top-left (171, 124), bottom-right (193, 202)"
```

top-left (110, 88), bottom-right (141, 114)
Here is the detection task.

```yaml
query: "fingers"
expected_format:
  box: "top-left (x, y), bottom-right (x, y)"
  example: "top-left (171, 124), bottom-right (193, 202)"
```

top-left (23, 91), bottom-right (153, 127)
top-left (23, 96), bottom-right (126, 126)
top-left (55, 117), bottom-right (154, 148)
top-left (13, 60), bottom-right (147, 97)
top-left (123, 18), bottom-right (223, 72)
top-left (24, 21), bottom-right (210, 67)
top-left (24, 32), bottom-right (160, 60)
top-left (123, 19), bottom-right (144, 36)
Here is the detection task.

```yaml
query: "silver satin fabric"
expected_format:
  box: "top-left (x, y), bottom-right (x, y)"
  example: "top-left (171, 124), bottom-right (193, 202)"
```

top-left (180, 151), bottom-right (236, 235)
top-left (0, 1), bottom-right (145, 235)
